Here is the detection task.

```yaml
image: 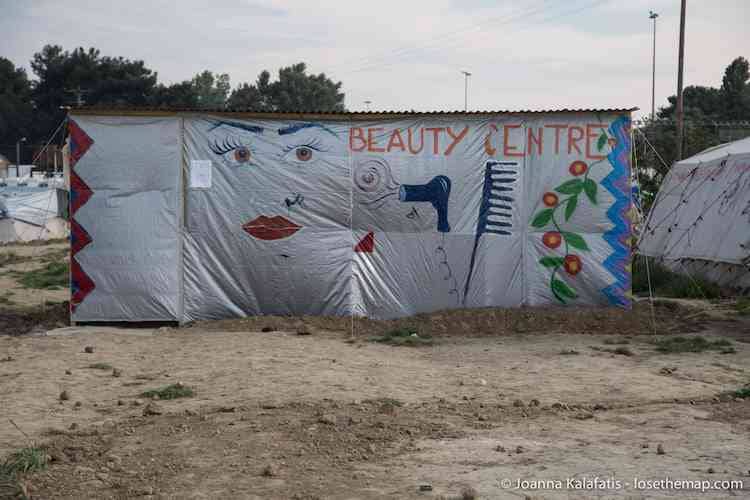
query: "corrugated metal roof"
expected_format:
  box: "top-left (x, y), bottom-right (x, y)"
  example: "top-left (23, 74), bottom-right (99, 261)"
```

top-left (70, 106), bottom-right (638, 118)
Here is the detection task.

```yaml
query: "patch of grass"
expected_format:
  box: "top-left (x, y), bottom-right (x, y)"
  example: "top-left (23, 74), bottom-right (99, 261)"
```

top-left (652, 336), bottom-right (733, 354)
top-left (13, 261), bottom-right (69, 289)
top-left (632, 257), bottom-right (721, 299)
top-left (0, 446), bottom-right (47, 477)
top-left (368, 327), bottom-right (434, 347)
top-left (140, 383), bottom-right (194, 400)
top-left (603, 338), bottom-right (630, 345)
top-left (732, 387), bottom-right (750, 399)
top-left (40, 247), bottom-right (69, 263)
top-left (87, 362), bottom-right (113, 370)
top-left (735, 298), bottom-right (750, 316)
top-left (0, 251), bottom-right (30, 267)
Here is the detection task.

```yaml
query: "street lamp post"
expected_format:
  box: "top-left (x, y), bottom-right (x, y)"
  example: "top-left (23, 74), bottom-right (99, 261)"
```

top-left (461, 71), bottom-right (471, 111)
top-left (649, 11), bottom-right (658, 121)
top-left (16, 137), bottom-right (26, 174)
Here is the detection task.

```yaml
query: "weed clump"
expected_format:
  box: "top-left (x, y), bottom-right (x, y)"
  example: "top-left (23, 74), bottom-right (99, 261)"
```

top-left (652, 336), bottom-right (732, 354)
top-left (368, 327), bottom-right (434, 346)
top-left (140, 383), bottom-right (194, 400)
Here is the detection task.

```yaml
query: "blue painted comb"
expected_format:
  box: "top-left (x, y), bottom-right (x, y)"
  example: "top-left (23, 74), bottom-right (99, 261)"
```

top-left (463, 161), bottom-right (519, 304)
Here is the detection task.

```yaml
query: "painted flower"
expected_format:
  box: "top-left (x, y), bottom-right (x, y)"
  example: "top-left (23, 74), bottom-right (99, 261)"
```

top-left (542, 231), bottom-right (562, 249)
top-left (543, 192), bottom-right (559, 207)
top-left (568, 161), bottom-right (587, 176)
top-left (563, 254), bottom-right (582, 275)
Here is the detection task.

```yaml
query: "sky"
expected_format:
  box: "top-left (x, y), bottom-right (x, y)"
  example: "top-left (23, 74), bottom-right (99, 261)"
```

top-left (1, 0), bottom-right (747, 119)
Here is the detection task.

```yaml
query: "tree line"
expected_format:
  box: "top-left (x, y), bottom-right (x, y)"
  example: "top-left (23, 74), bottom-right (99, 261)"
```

top-left (0, 45), bottom-right (345, 161)
top-left (636, 56), bottom-right (750, 205)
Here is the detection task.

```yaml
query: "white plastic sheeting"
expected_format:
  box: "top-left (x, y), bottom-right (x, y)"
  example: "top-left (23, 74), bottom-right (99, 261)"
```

top-left (0, 176), bottom-right (66, 243)
top-left (69, 112), bottom-right (633, 322)
top-left (638, 136), bottom-right (750, 287)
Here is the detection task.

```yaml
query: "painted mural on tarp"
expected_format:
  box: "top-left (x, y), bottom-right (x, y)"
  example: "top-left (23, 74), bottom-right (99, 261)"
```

top-left (68, 112), bottom-right (632, 322)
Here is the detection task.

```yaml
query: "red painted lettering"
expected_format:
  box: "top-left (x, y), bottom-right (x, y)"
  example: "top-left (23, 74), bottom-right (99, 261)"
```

top-left (445, 126), bottom-right (469, 155)
top-left (503, 124), bottom-right (524, 157)
top-left (568, 126), bottom-right (584, 155)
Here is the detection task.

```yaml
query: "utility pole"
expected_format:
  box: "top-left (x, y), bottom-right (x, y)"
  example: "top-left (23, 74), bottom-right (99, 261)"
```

top-left (649, 10), bottom-right (659, 121)
top-left (461, 71), bottom-right (471, 111)
top-left (676, 0), bottom-right (686, 160)
top-left (364, 100), bottom-right (372, 112)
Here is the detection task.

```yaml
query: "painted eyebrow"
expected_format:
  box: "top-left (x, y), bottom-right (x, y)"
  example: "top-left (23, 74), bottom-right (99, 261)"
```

top-left (206, 119), bottom-right (263, 134)
top-left (278, 122), bottom-right (337, 137)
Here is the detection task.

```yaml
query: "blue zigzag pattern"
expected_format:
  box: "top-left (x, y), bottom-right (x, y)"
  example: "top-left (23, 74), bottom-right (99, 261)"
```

top-left (601, 116), bottom-right (632, 307)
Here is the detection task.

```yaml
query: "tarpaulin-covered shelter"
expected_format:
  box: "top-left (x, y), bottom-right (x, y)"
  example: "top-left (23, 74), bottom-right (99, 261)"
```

top-left (638, 136), bottom-right (750, 291)
top-left (67, 108), bottom-right (634, 323)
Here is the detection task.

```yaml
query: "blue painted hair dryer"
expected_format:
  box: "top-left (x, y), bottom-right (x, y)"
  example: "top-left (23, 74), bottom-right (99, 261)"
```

top-left (399, 175), bottom-right (452, 232)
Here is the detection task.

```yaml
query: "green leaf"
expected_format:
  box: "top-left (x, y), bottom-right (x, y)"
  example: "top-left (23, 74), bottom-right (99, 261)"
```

top-left (555, 179), bottom-right (583, 195)
top-left (584, 178), bottom-right (598, 205)
top-left (565, 195), bottom-right (578, 221)
top-left (562, 232), bottom-right (589, 251)
top-left (540, 257), bottom-right (564, 268)
top-left (552, 278), bottom-right (577, 300)
top-left (597, 131), bottom-right (608, 151)
top-left (531, 209), bottom-right (554, 228)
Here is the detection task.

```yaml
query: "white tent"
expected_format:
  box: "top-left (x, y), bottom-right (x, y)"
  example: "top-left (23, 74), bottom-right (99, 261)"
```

top-left (638, 136), bottom-right (750, 291)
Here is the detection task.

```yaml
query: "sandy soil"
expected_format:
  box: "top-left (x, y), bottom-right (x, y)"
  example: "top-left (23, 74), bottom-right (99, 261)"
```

top-left (1, 316), bottom-right (749, 499)
top-left (1, 241), bottom-right (749, 499)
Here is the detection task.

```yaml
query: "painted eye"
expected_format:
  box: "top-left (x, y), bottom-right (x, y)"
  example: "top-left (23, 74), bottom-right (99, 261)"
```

top-left (234, 147), bottom-right (251, 163)
top-left (295, 147), bottom-right (313, 162)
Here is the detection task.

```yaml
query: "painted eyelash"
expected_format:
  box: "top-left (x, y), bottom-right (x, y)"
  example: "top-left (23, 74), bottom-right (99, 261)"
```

top-left (281, 138), bottom-right (328, 153)
top-left (210, 137), bottom-right (246, 155)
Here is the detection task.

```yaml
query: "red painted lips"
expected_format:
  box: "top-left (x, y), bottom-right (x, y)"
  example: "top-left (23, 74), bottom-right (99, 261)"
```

top-left (242, 215), bottom-right (301, 240)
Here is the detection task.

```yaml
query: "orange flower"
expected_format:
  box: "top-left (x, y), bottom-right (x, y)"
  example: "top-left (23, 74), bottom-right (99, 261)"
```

top-left (542, 231), bottom-right (562, 249)
top-left (569, 160), bottom-right (587, 176)
top-left (543, 192), bottom-right (559, 207)
top-left (563, 254), bottom-right (582, 275)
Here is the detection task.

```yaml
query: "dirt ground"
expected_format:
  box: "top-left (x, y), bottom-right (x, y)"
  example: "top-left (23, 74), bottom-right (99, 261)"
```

top-left (1, 243), bottom-right (750, 499)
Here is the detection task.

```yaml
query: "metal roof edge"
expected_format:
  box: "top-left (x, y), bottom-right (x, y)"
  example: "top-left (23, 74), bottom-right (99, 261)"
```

top-left (69, 107), bottom-right (638, 119)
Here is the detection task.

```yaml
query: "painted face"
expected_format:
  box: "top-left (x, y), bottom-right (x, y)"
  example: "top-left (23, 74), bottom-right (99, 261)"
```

top-left (204, 119), bottom-right (347, 241)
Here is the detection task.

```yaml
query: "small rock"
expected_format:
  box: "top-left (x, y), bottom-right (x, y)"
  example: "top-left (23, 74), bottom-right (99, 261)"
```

top-left (418, 484), bottom-right (433, 492)
top-left (494, 445), bottom-right (505, 452)
top-left (516, 445), bottom-right (524, 454)
top-left (513, 399), bottom-right (524, 407)
top-left (318, 414), bottom-right (337, 425)
top-left (296, 328), bottom-right (311, 336)
top-left (261, 326), bottom-right (275, 332)
top-left (69, 422), bottom-right (79, 430)
top-left (184, 409), bottom-right (198, 416)
top-left (132, 399), bottom-right (143, 407)
top-left (74, 401), bottom-right (82, 408)
top-left (529, 399), bottom-right (540, 407)
top-left (117, 400), bottom-right (125, 406)
top-left (1, 355), bottom-right (15, 362)
top-left (575, 412), bottom-right (594, 420)
top-left (641, 443), bottom-right (649, 449)
top-left (65, 369), bottom-right (72, 375)
top-left (112, 368), bottom-right (122, 378)
top-left (708, 467), bottom-right (715, 474)
top-left (143, 402), bottom-right (163, 416)
top-left (95, 472), bottom-right (109, 482)
top-left (460, 486), bottom-right (478, 500)
top-left (59, 390), bottom-right (71, 401)
top-left (593, 403), bottom-right (607, 411)
top-left (261, 464), bottom-right (277, 477)
top-left (656, 444), bottom-right (665, 455)
top-left (84, 346), bottom-right (94, 354)
top-left (139, 486), bottom-right (154, 496)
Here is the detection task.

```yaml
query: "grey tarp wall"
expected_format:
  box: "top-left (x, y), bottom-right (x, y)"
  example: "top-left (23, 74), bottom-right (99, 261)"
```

top-left (69, 111), bottom-right (633, 322)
